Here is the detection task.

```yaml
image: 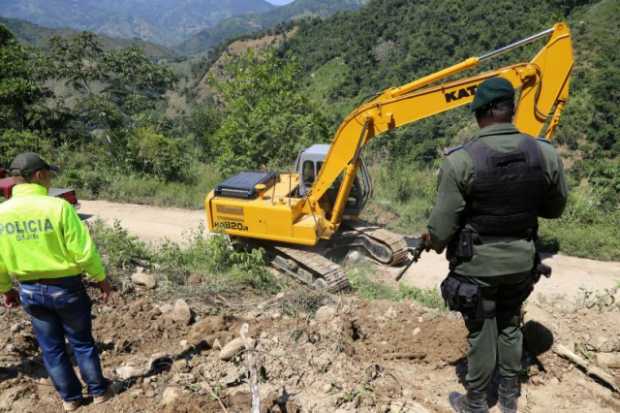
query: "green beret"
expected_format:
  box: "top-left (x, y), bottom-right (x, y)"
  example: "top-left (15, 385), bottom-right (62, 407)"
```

top-left (470, 77), bottom-right (515, 112)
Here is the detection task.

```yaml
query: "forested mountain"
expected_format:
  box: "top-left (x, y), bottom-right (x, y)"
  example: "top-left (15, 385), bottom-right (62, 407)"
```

top-left (0, 16), bottom-right (173, 58)
top-left (178, 0), bottom-right (366, 55)
top-left (0, 0), bottom-right (275, 46)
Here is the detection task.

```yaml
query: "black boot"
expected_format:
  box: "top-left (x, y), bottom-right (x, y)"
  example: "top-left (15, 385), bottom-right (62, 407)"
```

top-left (448, 388), bottom-right (489, 413)
top-left (498, 376), bottom-right (520, 413)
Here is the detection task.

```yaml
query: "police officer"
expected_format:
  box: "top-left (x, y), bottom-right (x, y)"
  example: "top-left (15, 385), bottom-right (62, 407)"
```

top-left (0, 153), bottom-right (113, 412)
top-left (422, 78), bottom-right (568, 413)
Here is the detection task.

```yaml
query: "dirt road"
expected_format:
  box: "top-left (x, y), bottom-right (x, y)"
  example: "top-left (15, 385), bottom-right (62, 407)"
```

top-left (81, 200), bottom-right (205, 244)
top-left (395, 250), bottom-right (620, 303)
top-left (81, 200), bottom-right (620, 301)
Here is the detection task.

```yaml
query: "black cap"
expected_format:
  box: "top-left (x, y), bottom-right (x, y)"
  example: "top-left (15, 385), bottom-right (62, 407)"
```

top-left (470, 77), bottom-right (515, 112)
top-left (9, 152), bottom-right (60, 177)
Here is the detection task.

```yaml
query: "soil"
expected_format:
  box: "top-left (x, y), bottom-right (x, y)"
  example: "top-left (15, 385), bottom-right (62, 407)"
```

top-left (1, 200), bottom-right (615, 412)
top-left (1, 290), bottom-right (618, 413)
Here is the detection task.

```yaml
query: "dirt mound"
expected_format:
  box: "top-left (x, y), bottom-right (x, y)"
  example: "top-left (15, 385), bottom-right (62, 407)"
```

top-left (349, 300), bottom-right (466, 365)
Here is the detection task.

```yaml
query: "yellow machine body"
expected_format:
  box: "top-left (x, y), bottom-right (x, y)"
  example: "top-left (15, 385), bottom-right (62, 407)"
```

top-left (206, 23), bottom-right (573, 248)
top-left (206, 173), bottom-right (319, 246)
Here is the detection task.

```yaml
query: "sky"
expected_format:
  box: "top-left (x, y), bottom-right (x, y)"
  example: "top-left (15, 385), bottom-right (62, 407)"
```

top-left (266, 0), bottom-right (295, 5)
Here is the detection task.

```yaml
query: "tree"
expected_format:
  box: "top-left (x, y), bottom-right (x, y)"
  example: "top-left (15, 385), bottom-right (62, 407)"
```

top-left (48, 33), bottom-right (104, 94)
top-left (48, 33), bottom-right (177, 129)
top-left (127, 127), bottom-right (190, 181)
top-left (588, 23), bottom-right (620, 152)
top-left (102, 47), bottom-right (177, 115)
top-left (0, 129), bottom-right (50, 166)
top-left (0, 25), bottom-right (47, 131)
top-left (212, 49), bottom-right (330, 174)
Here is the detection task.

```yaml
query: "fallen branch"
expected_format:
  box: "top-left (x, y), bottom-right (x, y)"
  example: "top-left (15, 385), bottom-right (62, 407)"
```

top-left (553, 344), bottom-right (619, 393)
top-left (241, 323), bottom-right (261, 413)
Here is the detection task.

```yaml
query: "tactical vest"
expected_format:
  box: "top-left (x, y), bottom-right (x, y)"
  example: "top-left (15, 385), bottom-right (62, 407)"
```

top-left (462, 135), bottom-right (547, 239)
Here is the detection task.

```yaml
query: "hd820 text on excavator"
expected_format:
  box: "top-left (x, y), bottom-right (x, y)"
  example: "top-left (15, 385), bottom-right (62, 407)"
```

top-left (205, 22), bottom-right (573, 292)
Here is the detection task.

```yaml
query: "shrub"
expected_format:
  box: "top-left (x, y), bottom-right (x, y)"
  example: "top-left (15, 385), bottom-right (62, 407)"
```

top-left (539, 182), bottom-right (620, 260)
top-left (153, 230), bottom-right (280, 293)
top-left (127, 127), bottom-right (191, 181)
top-left (364, 160), bottom-right (437, 232)
top-left (89, 219), bottom-right (151, 280)
top-left (90, 221), bottom-right (280, 295)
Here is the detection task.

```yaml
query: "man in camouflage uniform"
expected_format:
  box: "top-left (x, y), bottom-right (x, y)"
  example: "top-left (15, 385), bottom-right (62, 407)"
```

top-left (422, 77), bottom-right (568, 413)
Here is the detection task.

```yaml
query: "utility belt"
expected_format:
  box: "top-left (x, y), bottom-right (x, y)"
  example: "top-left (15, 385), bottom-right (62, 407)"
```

top-left (441, 274), bottom-right (486, 319)
top-left (441, 274), bottom-right (525, 320)
top-left (447, 225), bottom-right (538, 270)
top-left (440, 254), bottom-right (551, 320)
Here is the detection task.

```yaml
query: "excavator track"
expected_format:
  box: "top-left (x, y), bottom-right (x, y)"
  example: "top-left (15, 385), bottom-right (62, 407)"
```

top-left (235, 222), bottom-right (408, 293)
top-left (270, 245), bottom-right (350, 293)
top-left (337, 222), bottom-right (410, 266)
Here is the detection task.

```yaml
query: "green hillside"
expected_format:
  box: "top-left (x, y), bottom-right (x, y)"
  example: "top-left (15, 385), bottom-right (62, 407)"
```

top-left (0, 16), bottom-right (173, 58)
top-left (178, 0), bottom-right (366, 55)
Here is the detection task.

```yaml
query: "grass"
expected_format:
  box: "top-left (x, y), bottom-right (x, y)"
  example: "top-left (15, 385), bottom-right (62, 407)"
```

top-left (90, 218), bottom-right (445, 308)
top-left (362, 162), bottom-right (437, 234)
top-left (346, 265), bottom-right (445, 310)
top-left (89, 220), bottom-right (280, 296)
top-left (87, 155), bottom-right (618, 308)
top-left (538, 182), bottom-right (620, 261)
top-left (100, 168), bottom-right (220, 209)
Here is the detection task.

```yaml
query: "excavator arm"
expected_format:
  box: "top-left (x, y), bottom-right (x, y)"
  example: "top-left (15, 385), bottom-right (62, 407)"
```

top-left (306, 22), bottom-right (573, 235)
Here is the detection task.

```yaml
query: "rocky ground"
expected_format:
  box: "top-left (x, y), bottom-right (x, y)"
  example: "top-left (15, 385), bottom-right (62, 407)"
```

top-left (0, 279), bottom-right (618, 413)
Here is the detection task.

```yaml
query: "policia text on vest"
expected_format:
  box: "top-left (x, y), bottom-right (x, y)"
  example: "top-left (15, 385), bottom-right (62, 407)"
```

top-left (0, 218), bottom-right (55, 241)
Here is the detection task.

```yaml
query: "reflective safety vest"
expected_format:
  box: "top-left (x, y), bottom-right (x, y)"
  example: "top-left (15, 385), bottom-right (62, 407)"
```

top-left (0, 183), bottom-right (105, 293)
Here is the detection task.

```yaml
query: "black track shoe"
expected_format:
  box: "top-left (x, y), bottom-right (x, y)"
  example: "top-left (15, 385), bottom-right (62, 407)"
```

top-left (498, 376), bottom-right (520, 413)
top-left (449, 389), bottom-right (489, 413)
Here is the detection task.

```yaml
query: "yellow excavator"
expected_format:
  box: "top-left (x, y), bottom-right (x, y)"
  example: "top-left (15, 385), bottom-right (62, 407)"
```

top-left (205, 23), bottom-right (573, 292)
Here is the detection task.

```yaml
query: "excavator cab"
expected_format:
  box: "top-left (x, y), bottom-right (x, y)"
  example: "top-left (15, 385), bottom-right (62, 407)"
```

top-left (295, 144), bottom-right (372, 217)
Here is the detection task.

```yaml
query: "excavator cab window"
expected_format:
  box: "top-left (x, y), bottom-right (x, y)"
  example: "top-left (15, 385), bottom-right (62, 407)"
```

top-left (302, 161), bottom-right (315, 186)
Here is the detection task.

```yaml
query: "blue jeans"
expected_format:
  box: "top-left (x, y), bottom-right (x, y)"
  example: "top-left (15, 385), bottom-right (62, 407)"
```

top-left (19, 276), bottom-right (108, 401)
